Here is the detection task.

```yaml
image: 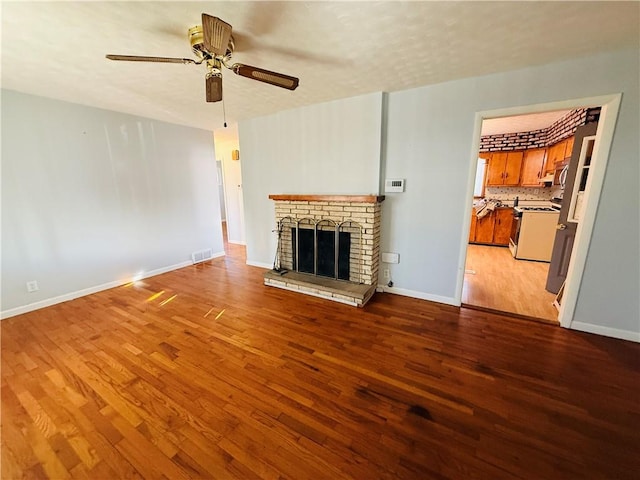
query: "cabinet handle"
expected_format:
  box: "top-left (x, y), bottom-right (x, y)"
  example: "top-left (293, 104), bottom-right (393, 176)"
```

top-left (505, 172), bottom-right (508, 178)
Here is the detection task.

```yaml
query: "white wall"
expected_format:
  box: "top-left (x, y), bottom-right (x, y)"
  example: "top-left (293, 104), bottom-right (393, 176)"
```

top-left (239, 49), bottom-right (639, 341)
top-left (213, 124), bottom-right (245, 244)
top-left (1, 90), bottom-right (224, 317)
top-left (239, 92), bottom-right (383, 267)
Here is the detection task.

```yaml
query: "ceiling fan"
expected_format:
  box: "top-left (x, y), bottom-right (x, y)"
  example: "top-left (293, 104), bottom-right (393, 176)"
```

top-left (106, 13), bottom-right (299, 103)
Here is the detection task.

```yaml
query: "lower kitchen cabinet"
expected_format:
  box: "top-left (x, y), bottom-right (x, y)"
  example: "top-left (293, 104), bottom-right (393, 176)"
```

top-left (493, 208), bottom-right (513, 245)
top-left (469, 207), bottom-right (513, 246)
top-left (474, 212), bottom-right (495, 243)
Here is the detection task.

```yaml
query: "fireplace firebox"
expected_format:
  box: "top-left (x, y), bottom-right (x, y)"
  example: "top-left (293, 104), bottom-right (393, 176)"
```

top-left (292, 227), bottom-right (351, 280)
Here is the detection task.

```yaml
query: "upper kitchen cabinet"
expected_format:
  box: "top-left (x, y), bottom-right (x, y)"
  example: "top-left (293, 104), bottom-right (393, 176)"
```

top-left (520, 148), bottom-right (547, 186)
top-left (486, 151), bottom-right (523, 186)
top-left (544, 136), bottom-right (574, 175)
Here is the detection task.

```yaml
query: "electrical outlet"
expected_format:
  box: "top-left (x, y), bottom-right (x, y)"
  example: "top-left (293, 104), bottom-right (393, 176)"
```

top-left (383, 269), bottom-right (390, 279)
top-left (534, 189), bottom-right (539, 194)
top-left (26, 280), bottom-right (39, 293)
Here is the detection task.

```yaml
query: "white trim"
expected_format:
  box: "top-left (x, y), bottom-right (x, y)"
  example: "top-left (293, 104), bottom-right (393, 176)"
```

top-left (265, 282), bottom-right (358, 307)
top-left (570, 322), bottom-right (640, 343)
top-left (211, 250), bottom-right (226, 259)
top-left (558, 95), bottom-right (622, 329)
top-left (1, 260), bottom-right (193, 320)
top-left (456, 94), bottom-right (622, 334)
top-left (228, 240), bottom-right (247, 246)
top-left (246, 260), bottom-right (272, 269)
top-left (377, 284), bottom-right (458, 307)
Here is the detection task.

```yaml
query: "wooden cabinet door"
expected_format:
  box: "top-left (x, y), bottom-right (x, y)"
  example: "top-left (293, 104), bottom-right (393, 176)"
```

top-left (503, 151), bottom-right (524, 186)
top-left (486, 153), bottom-right (507, 186)
top-left (474, 212), bottom-right (495, 243)
top-left (492, 208), bottom-right (513, 245)
top-left (564, 136), bottom-right (575, 160)
top-left (521, 148), bottom-right (546, 186)
top-left (469, 211), bottom-right (477, 243)
top-left (545, 141), bottom-right (567, 174)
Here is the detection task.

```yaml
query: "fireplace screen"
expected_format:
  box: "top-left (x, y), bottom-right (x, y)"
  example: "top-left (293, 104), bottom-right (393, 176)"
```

top-left (276, 217), bottom-right (363, 283)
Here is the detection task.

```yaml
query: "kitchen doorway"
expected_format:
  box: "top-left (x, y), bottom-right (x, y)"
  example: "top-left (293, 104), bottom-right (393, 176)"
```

top-left (457, 94), bottom-right (621, 329)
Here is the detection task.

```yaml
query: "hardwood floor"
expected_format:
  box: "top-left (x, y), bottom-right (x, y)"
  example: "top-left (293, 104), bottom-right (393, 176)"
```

top-left (2, 243), bottom-right (640, 479)
top-left (463, 244), bottom-right (559, 322)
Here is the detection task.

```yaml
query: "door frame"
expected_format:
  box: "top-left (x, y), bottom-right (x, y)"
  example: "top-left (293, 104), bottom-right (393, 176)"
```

top-left (455, 93), bottom-right (622, 329)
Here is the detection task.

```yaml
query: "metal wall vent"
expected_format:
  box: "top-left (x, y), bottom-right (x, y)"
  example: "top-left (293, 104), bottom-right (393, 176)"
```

top-left (192, 248), bottom-right (214, 264)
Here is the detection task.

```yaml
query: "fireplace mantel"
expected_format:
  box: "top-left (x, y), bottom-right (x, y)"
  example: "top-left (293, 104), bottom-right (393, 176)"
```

top-left (268, 194), bottom-right (385, 203)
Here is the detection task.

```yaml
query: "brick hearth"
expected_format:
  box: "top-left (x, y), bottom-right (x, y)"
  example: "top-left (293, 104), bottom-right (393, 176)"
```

top-left (264, 194), bottom-right (384, 306)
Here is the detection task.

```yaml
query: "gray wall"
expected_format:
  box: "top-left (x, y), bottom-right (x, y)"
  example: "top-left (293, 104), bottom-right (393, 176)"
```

top-left (238, 49), bottom-right (639, 341)
top-left (1, 90), bottom-right (224, 316)
top-left (240, 92), bottom-right (383, 267)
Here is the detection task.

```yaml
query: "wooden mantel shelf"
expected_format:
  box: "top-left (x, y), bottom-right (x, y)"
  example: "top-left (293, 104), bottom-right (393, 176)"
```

top-left (268, 194), bottom-right (385, 203)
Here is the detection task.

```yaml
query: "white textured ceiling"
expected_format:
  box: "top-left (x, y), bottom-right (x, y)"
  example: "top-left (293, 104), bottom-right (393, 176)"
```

top-left (481, 110), bottom-right (572, 136)
top-left (2, 2), bottom-right (638, 132)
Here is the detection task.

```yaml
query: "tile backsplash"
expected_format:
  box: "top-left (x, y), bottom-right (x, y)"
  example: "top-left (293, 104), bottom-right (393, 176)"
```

top-left (485, 186), bottom-right (555, 202)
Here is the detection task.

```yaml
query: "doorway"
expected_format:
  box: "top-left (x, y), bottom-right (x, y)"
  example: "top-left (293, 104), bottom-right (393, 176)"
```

top-left (457, 94), bottom-right (621, 329)
top-left (213, 124), bottom-right (246, 246)
top-left (216, 160), bottom-right (228, 241)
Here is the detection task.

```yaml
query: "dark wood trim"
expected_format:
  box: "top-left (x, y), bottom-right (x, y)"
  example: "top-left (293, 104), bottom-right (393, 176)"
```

top-left (268, 194), bottom-right (385, 203)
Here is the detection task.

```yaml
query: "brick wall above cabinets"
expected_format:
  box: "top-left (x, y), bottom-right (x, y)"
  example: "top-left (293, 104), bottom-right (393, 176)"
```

top-left (479, 108), bottom-right (593, 152)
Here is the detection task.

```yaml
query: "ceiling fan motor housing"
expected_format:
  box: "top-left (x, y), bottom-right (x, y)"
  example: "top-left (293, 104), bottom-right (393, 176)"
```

top-left (189, 24), bottom-right (234, 58)
top-left (188, 25), bottom-right (205, 56)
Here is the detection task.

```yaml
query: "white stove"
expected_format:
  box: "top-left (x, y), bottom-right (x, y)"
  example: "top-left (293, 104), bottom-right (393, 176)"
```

top-left (509, 204), bottom-right (560, 261)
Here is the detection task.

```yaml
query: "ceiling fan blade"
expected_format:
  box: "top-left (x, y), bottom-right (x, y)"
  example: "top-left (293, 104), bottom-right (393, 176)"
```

top-left (205, 74), bottom-right (223, 103)
top-left (106, 54), bottom-right (197, 64)
top-left (202, 14), bottom-right (232, 56)
top-left (231, 63), bottom-right (299, 90)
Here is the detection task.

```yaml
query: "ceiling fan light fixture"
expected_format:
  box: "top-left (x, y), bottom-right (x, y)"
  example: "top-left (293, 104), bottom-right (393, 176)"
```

top-left (205, 73), bottom-right (223, 103)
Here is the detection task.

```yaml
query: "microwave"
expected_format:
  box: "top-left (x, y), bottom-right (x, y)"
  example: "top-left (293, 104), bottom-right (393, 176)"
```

top-left (554, 163), bottom-right (569, 187)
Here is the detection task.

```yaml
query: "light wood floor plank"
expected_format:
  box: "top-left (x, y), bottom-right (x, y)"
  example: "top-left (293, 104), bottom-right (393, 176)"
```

top-left (463, 244), bottom-right (559, 321)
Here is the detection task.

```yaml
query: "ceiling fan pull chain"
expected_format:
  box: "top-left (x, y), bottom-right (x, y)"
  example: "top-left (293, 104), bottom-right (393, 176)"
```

top-left (222, 96), bottom-right (227, 128)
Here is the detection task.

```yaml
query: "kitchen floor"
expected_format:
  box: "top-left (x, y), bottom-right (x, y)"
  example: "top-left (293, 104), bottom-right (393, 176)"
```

top-left (463, 244), bottom-right (559, 322)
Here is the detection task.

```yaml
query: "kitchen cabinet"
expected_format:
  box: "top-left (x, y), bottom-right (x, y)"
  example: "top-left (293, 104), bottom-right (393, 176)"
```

top-left (474, 212), bottom-right (495, 243)
top-left (544, 136), bottom-right (574, 175)
top-left (469, 213), bottom-right (477, 243)
top-left (469, 207), bottom-right (513, 246)
top-left (492, 208), bottom-right (514, 245)
top-left (486, 151), bottom-right (524, 186)
top-left (520, 148), bottom-right (547, 186)
top-left (564, 136), bottom-right (575, 159)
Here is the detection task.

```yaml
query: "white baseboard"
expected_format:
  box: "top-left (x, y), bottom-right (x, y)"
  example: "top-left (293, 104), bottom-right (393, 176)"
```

top-left (1, 260), bottom-right (193, 320)
top-left (246, 260), bottom-right (272, 270)
top-left (376, 284), bottom-right (459, 307)
top-left (227, 239), bottom-right (246, 246)
top-left (211, 251), bottom-right (226, 259)
top-left (570, 321), bottom-right (640, 343)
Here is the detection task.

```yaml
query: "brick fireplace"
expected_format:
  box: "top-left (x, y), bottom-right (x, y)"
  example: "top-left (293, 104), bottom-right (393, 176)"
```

top-left (264, 194), bottom-right (384, 306)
